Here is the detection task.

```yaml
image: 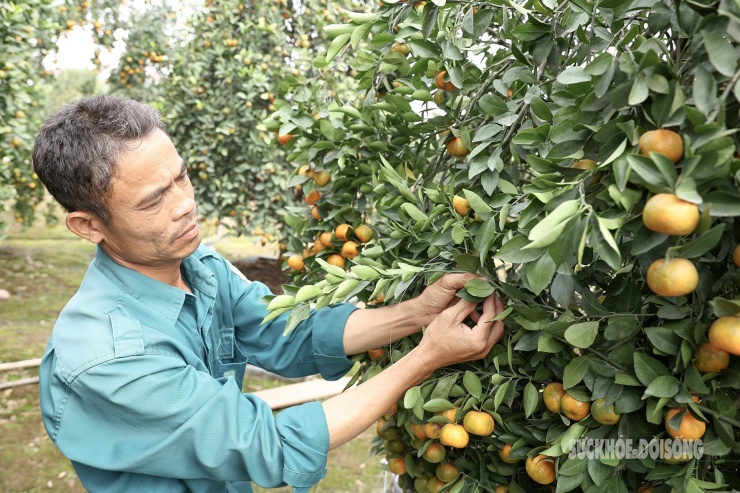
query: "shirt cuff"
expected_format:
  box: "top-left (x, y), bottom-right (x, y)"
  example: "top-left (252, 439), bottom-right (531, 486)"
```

top-left (275, 401), bottom-right (330, 491)
top-left (311, 303), bottom-right (358, 381)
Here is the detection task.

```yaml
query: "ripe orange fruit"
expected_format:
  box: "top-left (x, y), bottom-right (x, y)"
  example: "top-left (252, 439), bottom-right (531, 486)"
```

top-left (463, 410), bottom-right (494, 436)
top-left (435, 70), bottom-right (456, 91)
top-left (335, 223), bottom-right (351, 241)
top-left (498, 443), bottom-right (519, 464)
top-left (305, 189), bottom-right (321, 206)
top-left (287, 255), bottom-right (304, 271)
top-left (543, 382), bottom-right (566, 414)
top-left (298, 164), bottom-right (313, 177)
top-left (311, 206), bottom-right (321, 221)
top-left (313, 169), bottom-right (331, 186)
top-left (636, 484), bottom-right (652, 493)
top-left (664, 408), bottom-right (706, 440)
top-left (277, 133), bottom-right (295, 145)
top-left (495, 485), bottom-right (509, 493)
top-left (423, 422), bottom-right (443, 440)
top-left (313, 237), bottom-right (325, 253)
top-left (439, 423), bottom-right (469, 448)
top-left (708, 316), bottom-right (740, 356)
top-left (446, 137), bottom-right (468, 157)
top-left (341, 240), bottom-right (359, 259)
top-left (423, 443), bottom-right (446, 463)
top-left (391, 42), bottom-right (410, 55)
top-left (733, 245), bottom-right (740, 267)
top-left (452, 195), bottom-right (470, 216)
top-left (427, 477), bottom-right (447, 493)
top-left (319, 232), bottom-right (333, 247)
top-left (355, 224), bottom-right (374, 243)
top-left (435, 462), bottom-right (459, 482)
top-left (646, 258), bottom-right (699, 297)
top-left (435, 407), bottom-right (458, 423)
top-left (368, 348), bottom-right (386, 361)
top-left (694, 342), bottom-right (730, 373)
top-left (591, 398), bottom-right (621, 425)
top-left (410, 422), bottom-right (427, 440)
top-left (525, 455), bottom-right (556, 484)
top-left (387, 456), bottom-right (406, 475)
top-left (560, 393), bottom-right (591, 421)
top-left (326, 254), bottom-right (346, 269)
top-left (642, 193), bottom-right (699, 236)
top-left (639, 129), bottom-right (683, 163)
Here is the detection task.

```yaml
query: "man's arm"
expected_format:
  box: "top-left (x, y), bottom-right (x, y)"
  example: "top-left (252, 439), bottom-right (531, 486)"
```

top-left (324, 293), bottom-right (505, 449)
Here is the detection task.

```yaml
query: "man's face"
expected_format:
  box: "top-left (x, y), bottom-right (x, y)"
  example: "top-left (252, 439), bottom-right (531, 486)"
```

top-left (97, 129), bottom-right (200, 267)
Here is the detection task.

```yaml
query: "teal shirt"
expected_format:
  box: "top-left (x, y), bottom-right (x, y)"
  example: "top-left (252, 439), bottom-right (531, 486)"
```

top-left (39, 244), bottom-right (357, 493)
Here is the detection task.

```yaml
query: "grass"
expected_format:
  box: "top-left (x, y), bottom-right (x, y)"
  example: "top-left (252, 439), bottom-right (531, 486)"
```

top-left (0, 206), bottom-right (382, 492)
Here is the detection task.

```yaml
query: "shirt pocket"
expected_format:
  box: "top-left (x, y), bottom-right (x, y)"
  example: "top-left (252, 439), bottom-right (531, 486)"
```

top-left (217, 327), bottom-right (248, 388)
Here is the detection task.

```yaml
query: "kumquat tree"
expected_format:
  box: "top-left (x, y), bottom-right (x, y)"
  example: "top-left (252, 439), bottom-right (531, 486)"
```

top-left (263, 0), bottom-right (740, 492)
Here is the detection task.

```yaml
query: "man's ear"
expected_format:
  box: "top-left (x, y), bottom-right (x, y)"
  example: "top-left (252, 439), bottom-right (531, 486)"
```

top-left (66, 211), bottom-right (106, 244)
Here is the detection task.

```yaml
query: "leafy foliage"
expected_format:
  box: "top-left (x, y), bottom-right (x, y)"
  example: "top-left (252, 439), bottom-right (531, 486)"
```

top-left (267, 0), bottom-right (740, 491)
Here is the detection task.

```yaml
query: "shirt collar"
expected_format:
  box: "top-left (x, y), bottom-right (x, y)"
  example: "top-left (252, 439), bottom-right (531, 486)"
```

top-left (93, 245), bottom-right (217, 325)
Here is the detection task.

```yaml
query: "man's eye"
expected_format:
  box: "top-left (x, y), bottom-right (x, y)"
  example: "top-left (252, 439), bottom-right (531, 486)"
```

top-left (146, 198), bottom-right (162, 209)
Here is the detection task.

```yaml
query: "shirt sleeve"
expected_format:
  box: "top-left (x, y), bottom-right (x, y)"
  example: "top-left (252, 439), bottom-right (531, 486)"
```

top-left (227, 266), bottom-right (359, 381)
top-left (54, 353), bottom-right (331, 491)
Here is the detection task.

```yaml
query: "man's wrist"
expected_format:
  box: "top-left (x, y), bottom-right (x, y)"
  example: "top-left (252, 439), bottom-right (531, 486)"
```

top-left (399, 297), bottom-right (430, 329)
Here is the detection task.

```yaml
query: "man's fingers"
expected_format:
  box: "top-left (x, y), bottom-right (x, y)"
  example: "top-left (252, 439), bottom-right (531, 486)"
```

top-left (444, 298), bottom-right (479, 322)
top-left (436, 272), bottom-right (481, 291)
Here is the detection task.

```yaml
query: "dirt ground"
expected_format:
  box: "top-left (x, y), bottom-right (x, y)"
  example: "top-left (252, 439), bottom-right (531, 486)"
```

top-left (231, 256), bottom-right (288, 294)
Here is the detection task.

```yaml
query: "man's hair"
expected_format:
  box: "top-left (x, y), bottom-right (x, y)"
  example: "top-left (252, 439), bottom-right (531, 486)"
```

top-left (32, 95), bottom-right (165, 225)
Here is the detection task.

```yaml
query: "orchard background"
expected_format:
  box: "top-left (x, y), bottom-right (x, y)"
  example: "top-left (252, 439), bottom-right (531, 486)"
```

top-left (2, 0), bottom-right (740, 492)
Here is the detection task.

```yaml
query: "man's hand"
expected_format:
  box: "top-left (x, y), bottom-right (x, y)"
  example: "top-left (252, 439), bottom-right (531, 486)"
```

top-left (417, 292), bottom-right (505, 369)
top-left (411, 273), bottom-right (480, 327)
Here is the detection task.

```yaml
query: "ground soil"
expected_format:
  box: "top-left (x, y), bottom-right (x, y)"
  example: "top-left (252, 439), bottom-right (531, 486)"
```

top-left (231, 256), bottom-right (288, 294)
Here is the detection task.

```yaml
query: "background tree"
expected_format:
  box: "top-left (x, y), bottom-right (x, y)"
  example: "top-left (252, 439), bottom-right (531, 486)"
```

top-left (159, 0), bottom-right (365, 238)
top-left (267, 1), bottom-right (740, 492)
top-left (0, 0), bottom-right (61, 235)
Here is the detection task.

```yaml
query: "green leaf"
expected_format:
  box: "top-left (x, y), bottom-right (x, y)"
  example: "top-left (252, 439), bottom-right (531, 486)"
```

top-left (267, 294), bottom-right (296, 311)
top-left (463, 189), bottom-right (493, 214)
top-left (496, 235), bottom-right (546, 263)
top-left (673, 224), bottom-right (725, 259)
top-left (563, 356), bottom-right (590, 389)
top-left (283, 303), bottom-right (311, 336)
top-left (474, 218), bottom-right (498, 260)
top-left (643, 375), bottom-right (680, 398)
top-left (701, 30), bottom-right (737, 77)
top-left (523, 382), bottom-right (539, 418)
top-left (708, 297), bottom-right (740, 317)
top-left (464, 278), bottom-right (495, 299)
top-left (530, 97), bottom-right (553, 122)
top-left (704, 191), bottom-right (740, 216)
top-left (693, 65), bottom-right (718, 116)
top-left (463, 371), bottom-right (482, 400)
top-left (295, 285), bottom-right (323, 303)
top-left (511, 23), bottom-right (550, 41)
top-left (326, 33), bottom-right (351, 63)
top-left (551, 273), bottom-right (575, 308)
top-left (628, 77), bottom-right (649, 105)
top-left (524, 251), bottom-right (556, 295)
top-left (422, 398), bottom-right (456, 412)
top-left (404, 386), bottom-right (422, 409)
top-left (350, 22), bottom-right (373, 49)
top-left (557, 66), bottom-right (591, 84)
top-left (633, 353), bottom-right (670, 387)
top-left (527, 200), bottom-right (581, 245)
top-left (408, 39), bottom-right (440, 58)
top-left (564, 321), bottom-right (599, 349)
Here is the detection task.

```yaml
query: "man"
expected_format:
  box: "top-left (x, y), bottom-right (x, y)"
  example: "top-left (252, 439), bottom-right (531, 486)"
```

top-left (33, 95), bottom-right (505, 493)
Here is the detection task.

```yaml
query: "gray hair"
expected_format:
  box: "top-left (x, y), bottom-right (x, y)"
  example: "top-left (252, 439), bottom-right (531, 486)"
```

top-left (32, 95), bottom-right (165, 224)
